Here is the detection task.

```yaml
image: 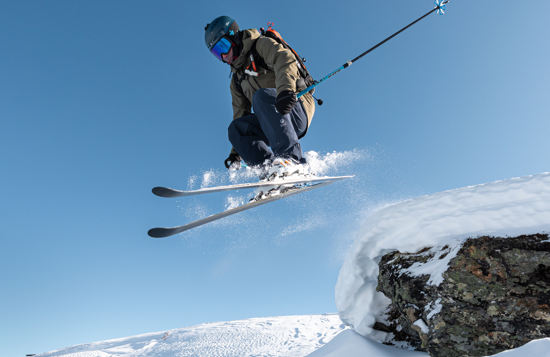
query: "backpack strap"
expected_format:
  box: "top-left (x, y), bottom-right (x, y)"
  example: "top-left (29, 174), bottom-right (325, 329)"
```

top-left (249, 40), bottom-right (269, 73)
top-left (254, 28), bottom-right (315, 94)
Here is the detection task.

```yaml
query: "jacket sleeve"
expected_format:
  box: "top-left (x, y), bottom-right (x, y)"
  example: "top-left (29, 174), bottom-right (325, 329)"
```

top-left (230, 74), bottom-right (252, 120)
top-left (255, 37), bottom-right (299, 95)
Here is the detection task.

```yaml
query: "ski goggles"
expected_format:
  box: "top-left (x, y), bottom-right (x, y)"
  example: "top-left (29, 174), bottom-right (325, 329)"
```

top-left (210, 37), bottom-right (232, 62)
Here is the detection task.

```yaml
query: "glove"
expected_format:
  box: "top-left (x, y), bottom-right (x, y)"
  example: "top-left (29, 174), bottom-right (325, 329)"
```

top-left (275, 90), bottom-right (297, 116)
top-left (224, 153), bottom-right (242, 170)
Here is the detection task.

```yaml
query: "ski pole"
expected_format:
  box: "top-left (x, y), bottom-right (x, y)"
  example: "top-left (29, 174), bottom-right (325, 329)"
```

top-left (297, 0), bottom-right (450, 100)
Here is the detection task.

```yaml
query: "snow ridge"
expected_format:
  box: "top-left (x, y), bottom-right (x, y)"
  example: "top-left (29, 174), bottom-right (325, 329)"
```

top-left (37, 314), bottom-right (347, 357)
top-left (336, 172), bottom-right (550, 337)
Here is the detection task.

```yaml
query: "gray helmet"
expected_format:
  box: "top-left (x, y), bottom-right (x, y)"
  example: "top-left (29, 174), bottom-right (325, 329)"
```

top-left (204, 16), bottom-right (240, 51)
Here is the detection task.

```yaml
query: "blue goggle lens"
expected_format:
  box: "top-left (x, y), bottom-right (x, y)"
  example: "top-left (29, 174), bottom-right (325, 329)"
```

top-left (211, 37), bottom-right (232, 61)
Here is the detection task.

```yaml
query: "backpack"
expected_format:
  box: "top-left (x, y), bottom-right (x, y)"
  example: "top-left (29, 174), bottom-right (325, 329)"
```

top-left (249, 23), bottom-right (316, 95)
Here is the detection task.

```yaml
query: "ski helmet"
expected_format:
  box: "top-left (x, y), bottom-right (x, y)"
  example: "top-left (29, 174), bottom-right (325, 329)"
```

top-left (204, 16), bottom-right (240, 51)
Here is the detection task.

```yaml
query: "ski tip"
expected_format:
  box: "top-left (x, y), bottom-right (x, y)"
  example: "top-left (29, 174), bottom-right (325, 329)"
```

top-left (152, 187), bottom-right (162, 195)
top-left (323, 175), bottom-right (354, 181)
top-left (152, 186), bottom-right (179, 198)
top-left (148, 228), bottom-right (170, 238)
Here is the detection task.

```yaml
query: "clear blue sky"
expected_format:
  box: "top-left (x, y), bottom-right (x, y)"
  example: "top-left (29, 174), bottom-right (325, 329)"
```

top-left (1, 1), bottom-right (549, 356)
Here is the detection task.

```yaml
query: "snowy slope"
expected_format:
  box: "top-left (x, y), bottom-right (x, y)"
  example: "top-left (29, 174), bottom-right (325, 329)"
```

top-left (336, 172), bottom-right (550, 337)
top-left (36, 314), bottom-right (347, 357)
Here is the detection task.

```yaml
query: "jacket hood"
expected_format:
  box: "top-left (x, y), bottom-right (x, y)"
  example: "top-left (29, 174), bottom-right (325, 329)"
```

top-left (231, 28), bottom-right (260, 72)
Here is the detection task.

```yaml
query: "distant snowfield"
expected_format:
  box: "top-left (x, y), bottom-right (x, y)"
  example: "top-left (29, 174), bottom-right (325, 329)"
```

top-left (36, 314), bottom-right (347, 357)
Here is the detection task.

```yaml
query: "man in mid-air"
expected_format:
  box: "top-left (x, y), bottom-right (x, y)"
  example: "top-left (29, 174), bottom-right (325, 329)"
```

top-left (204, 16), bottom-right (316, 186)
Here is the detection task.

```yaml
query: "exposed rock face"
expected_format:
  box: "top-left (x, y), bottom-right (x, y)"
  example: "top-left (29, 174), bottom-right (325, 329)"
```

top-left (376, 233), bottom-right (550, 357)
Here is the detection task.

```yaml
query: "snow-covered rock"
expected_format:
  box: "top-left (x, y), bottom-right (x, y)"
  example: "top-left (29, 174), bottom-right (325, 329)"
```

top-left (336, 172), bottom-right (550, 341)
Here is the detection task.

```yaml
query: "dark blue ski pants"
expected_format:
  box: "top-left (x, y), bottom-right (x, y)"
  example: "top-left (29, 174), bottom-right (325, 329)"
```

top-left (228, 88), bottom-right (308, 167)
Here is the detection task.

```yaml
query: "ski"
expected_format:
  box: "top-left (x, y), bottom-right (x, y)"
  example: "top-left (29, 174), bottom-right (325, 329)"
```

top-left (152, 175), bottom-right (354, 198)
top-left (148, 179), bottom-right (336, 238)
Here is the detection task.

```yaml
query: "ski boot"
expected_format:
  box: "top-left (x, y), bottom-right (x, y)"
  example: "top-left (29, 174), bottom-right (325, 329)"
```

top-left (249, 158), bottom-right (313, 202)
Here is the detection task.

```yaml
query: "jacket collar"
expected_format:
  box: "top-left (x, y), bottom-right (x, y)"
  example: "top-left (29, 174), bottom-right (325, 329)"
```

top-left (230, 28), bottom-right (260, 73)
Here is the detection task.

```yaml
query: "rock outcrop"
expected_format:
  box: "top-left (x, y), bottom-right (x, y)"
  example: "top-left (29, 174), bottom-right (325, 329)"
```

top-left (375, 233), bottom-right (550, 357)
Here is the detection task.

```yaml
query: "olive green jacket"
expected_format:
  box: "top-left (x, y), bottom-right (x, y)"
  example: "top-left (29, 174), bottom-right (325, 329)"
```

top-left (229, 29), bottom-right (315, 154)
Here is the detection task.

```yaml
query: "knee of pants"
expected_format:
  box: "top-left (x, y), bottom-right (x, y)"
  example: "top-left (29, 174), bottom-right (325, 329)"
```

top-left (227, 121), bottom-right (240, 146)
top-left (252, 88), bottom-right (276, 109)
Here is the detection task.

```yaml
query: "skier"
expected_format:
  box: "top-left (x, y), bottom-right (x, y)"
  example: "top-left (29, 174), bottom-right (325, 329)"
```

top-left (204, 16), bottom-right (316, 181)
top-left (151, 6), bottom-right (448, 236)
